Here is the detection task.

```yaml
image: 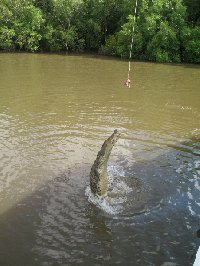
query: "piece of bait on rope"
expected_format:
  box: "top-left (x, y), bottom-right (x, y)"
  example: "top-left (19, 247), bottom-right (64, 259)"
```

top-left (124, 79), bottom-right (131, 88)
top-left (124, 0), bottom-right (138, 90)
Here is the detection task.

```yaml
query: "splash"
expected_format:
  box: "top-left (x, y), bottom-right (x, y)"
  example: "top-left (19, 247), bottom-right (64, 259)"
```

top-left (86, 165), bottom-right (133, 215)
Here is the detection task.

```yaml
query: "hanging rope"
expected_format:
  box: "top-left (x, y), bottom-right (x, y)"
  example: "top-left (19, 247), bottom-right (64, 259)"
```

top-left (125, 0), bottom-right (138, 88)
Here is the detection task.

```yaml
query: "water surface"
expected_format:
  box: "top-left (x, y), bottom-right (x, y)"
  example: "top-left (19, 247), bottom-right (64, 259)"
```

top-left (0, 53), bottom-right (200, 265)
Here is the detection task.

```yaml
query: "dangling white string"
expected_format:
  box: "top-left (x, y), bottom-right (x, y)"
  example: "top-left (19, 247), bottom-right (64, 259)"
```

top-left (127, 0), bottom-right (138, 81)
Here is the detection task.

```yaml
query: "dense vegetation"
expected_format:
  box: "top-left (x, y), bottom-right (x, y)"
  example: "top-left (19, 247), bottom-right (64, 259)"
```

top-left (0, 0), bottom-right (199, 63)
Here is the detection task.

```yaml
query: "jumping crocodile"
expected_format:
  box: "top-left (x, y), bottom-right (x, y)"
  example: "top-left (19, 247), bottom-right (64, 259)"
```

top-left (90, 129), bottom-right (120, 196)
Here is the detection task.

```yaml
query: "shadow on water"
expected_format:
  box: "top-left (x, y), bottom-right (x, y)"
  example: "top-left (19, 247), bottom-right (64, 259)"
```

top-left (54, 53), bottom-right (200, 69)
top-left (0, 166), bottom-right (113, 266)
top-left (3, 51), bottom-right (199, 69)
top-left (0, 137), bottom-right (199, 266)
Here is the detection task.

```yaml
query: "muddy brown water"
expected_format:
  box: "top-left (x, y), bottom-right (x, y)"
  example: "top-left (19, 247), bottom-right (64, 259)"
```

top-left (0, 53), bottom-right (200, 265)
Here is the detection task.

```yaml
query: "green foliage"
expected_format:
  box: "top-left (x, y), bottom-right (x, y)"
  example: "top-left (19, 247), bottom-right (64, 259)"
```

top-left (0, 0), bottom-right (44, 52)
top-left (101, 35), bottom-right (118, 55)
top-left (181, 26), bottom-right (200, 63)
top-left (40, 0), bottom-right (84, 52)
top-left (183, 0), bottom-right (200, 25)
top-left (115, 15), bottom-right (143, 59)
top-left (0, 26), bottom-right (15, 50)
top-left (101, 0), bottom-right (188, 62)
top-left (14, 4), bottom-right (44, 51)
top-left (0, 0), bottom-right (199, 63)
top-left (146, 21), bottom-right (181, 62)
top-left (108, 0), bottom-right (187, 62)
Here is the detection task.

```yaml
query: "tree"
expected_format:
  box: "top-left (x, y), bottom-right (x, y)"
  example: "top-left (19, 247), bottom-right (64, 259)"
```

top-left (0, 1), bottom-right (15, 50)
top-left (0, 0), bottom-right (199, 63)
top-left (41, 0), bottom-right (84, 51)
top-left (183, 0), bottom-right (200, 26)
top-left (104, 0), bottom-right (188, 62)
top-left (181, 25), bottom-right (200, 63)
top-left (0, 0), bottom-right (44, 52)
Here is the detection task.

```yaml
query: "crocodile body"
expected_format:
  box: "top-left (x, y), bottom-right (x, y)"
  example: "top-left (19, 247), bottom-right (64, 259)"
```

top-left (90, 130), bottom-right (120, 196)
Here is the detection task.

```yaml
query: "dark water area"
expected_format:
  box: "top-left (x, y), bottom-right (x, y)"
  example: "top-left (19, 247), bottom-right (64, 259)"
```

top-left (0, 53), bottom-right (200, 265)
